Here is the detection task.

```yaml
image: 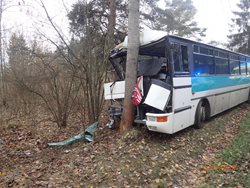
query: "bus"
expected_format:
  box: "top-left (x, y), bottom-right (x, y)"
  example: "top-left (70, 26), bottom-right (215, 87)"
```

top-left (104, 30), bottom-right (250, 134)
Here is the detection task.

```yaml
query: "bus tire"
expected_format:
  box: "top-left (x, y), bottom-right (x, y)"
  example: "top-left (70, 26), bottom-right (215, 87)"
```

top-left (194, 100), bottom-right (206, 129)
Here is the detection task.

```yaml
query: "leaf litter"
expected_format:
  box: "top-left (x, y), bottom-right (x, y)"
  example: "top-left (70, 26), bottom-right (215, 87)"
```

top-left (0, 104), bottom-right (249, 187)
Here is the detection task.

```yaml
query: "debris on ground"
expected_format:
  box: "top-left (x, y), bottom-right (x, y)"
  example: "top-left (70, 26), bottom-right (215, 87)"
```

top-left (48, 122), bottom-right (98, 147)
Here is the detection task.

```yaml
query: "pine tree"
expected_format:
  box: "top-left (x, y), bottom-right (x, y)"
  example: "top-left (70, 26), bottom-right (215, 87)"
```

top-left (228, 0), bottom-right (250, 55)
top-left (120, 0), bottom-right (140, 133)
top-left (144, 0), bottom-right (206, 39)
top-left (8, 33), bottom-right (29, 66)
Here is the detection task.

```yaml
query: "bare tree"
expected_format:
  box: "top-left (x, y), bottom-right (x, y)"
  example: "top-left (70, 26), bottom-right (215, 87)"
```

top-left (120, 0), bottom-right (140, 133)
top-left (35, 0), bottom-right (116, 124)
top-left (2, 0), bottom-right (118, 128)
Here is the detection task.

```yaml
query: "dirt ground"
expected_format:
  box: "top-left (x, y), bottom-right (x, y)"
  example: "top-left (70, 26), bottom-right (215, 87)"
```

top-left (0, 103), bottom-right (249, 187)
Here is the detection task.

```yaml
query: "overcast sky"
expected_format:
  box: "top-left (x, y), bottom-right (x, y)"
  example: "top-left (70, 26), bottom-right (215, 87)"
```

top-left (1, 0), bottom-right (241, 48)
top-left (192, 0), bottom-right (239, 43)
top-left (2, 0), bottom-right (74, 50)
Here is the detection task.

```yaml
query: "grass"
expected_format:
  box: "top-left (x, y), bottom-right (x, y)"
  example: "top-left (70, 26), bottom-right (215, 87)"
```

top-left (200, 113), bottom-right (250, 187)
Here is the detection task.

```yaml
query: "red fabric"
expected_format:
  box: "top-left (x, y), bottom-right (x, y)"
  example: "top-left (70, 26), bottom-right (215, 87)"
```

top-left (132, 77), bottom-right (143, 106)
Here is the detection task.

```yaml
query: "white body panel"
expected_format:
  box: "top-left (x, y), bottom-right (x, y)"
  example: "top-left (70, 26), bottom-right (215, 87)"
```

top-left (146, 112), bottom-right (174, 134)
top-left (173, 77), bottom-right (192, 109)
top-left (144, 84), bottom-right (170, 111)
top-left (104, 81), bottom-right (125, 100)
top-left (173, 110), bottom-right (192, 132)
top-left (172, 77), bottom-right (193, 132)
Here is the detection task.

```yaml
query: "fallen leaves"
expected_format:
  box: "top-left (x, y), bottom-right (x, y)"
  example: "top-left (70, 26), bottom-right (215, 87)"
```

top-left (0, 172), bottom-right (6, 177)
top-left (0, 104), bottom-right (249, 187)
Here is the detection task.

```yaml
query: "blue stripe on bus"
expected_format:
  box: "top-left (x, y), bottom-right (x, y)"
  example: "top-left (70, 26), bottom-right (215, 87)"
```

top-left (191, 76), bottom-right (250, 92)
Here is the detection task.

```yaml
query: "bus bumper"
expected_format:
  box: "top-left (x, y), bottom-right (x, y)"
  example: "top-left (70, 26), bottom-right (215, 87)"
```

top-left (145, 112), bottom-right (174, 134)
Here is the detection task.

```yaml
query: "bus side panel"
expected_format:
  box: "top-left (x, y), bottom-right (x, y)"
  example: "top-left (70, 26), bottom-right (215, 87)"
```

top-left (192, 86), bottom-right (249, 118)
top-left (173, 88), bottom-right (192, 109)
top-left (240, 87), bottom-right (249, 103)
top-left (173, 110), bottom-right (191, 133)
top-left (172, 77), bottom-right (193, 133)
top-left (214, 87), bottom-right (249, 115)
top-left (214, 93), bottom-right (230, 114)
top-left (229, 87), bottom-right (249, 108)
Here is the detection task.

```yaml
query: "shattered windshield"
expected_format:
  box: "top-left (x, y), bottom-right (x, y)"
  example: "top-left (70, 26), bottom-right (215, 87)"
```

top-left (110, 55), bottom-right (168, 80)
top-left (138, 56), bottom-right (166, 76)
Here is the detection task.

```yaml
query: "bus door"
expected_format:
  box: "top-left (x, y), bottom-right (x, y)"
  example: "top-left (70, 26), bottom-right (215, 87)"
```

top-left (171, 43), bottom-right (193, 132)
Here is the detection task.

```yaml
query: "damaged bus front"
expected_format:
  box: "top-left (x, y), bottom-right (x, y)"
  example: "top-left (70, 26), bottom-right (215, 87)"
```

top-left (104, 32), bottom-right (176, 134)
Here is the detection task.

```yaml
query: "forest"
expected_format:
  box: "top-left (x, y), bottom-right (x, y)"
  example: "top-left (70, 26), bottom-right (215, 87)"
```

top-left (0, 0), bottom-right (250, 187)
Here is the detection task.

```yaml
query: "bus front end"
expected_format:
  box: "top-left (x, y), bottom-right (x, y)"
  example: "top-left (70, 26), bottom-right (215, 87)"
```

top-left (104, 34), bottom-right (175, 133)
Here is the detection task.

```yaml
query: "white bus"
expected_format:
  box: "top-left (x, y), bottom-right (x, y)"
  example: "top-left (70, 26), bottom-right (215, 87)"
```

top-left (104, 30), bottom-right (250, 134)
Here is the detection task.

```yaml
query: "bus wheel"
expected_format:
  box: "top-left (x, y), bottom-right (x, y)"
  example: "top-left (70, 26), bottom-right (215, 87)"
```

top-left (194, 100), bottom-right (206, 129)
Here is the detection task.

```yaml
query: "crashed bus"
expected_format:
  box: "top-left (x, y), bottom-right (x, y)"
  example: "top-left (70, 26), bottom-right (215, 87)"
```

top-left (104, 30), bottom-right (250, 134)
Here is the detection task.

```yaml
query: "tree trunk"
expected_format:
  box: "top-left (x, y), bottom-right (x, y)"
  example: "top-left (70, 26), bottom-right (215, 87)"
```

top-left (107, 0), bottom-right (116, 48)
top-left (248, 26), bottom-right (250, 55)
top-left (119, 0), bottom-right (140, 133)
top-left (0, 0), bottom-right (4, 106)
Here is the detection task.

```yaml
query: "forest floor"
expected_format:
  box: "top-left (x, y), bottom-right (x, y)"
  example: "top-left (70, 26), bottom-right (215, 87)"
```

top-left (0, 103), bottom-right (250, 187)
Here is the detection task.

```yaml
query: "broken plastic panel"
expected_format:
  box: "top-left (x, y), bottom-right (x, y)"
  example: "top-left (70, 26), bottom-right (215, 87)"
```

top-left (144, 79), bottom-right (171, 111)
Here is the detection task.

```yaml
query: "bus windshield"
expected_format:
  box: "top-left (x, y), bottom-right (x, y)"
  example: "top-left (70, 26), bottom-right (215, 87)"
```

top-left (110, 54), bottom-right (168, 80)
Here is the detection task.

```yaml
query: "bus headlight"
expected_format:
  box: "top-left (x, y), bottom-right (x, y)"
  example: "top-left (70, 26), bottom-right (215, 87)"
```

top-left (156, 116), bottom-right (168, 122)
top-left (147, 116), bottom-right (168, 122)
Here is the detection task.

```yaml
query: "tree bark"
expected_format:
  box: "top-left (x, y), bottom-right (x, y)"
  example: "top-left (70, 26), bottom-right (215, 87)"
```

top-left (119, 0), bottom-right (140, 133)
top-left (107, 0), bottom-right (116, 48)
top-left (248, 26), bottom-right (250, 55)
top-left (0, 0), bottom-right (4, 106)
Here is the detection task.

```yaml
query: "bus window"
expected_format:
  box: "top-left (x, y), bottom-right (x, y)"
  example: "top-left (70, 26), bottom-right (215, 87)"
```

top-left (240, 56), bottom-right (246, 62)
top-left (218, 51), bottom-right (228, 58)
top-left (200, 47), bottom-right (209, 54)
top-left (247, 61), bottom-right (250, 74)
top-left (230, 60), bottom-right (240, 75)
top-left (181, 45), bottom-right (189, 72)
top-left (173, 44), bottom-right (181, 72)
top-left (193, 45), bottom-right (199, 53)
top-left (194, 54), bottom-right (214, 76)
top-left (172, 43), bottom-right (189, 74)
top-left (230, 54), bottom-right (239, 60)
top-left (240, 61), bottom-right (246, 75)
top-left (215, 58), bottom-right (229, 74)
top-left (214, 51), bottom-right (219, 56)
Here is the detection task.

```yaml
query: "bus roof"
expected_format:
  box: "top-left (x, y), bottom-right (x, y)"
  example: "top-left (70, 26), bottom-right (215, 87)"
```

top-left (112, 30), bottom-right (250, 59)
top-left (167, 35), bottom-right (250, 58)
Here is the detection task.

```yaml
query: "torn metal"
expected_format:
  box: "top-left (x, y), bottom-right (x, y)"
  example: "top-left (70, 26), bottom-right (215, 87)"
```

top-left (48, 122), bottom-right (98, 147)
